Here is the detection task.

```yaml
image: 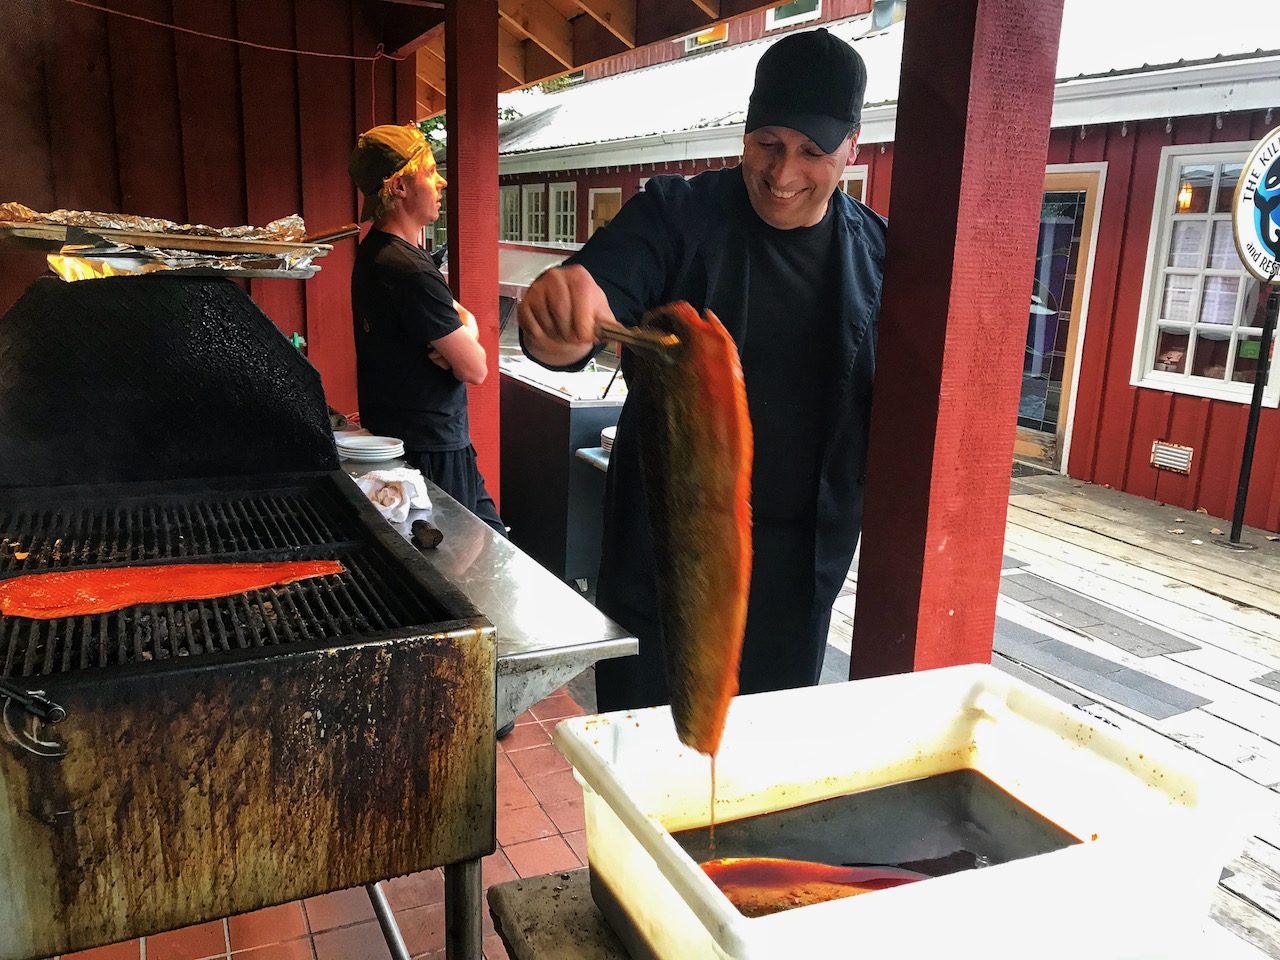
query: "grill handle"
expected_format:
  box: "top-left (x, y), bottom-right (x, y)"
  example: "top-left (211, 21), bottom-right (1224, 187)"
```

top-left (0, 678), bottom-right (67, 724)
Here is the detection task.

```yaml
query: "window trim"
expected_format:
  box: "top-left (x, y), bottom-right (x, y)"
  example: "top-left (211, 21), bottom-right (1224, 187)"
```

top-left (587, 187), bottom-right (622, 238)
top-left (683, 23), bottom-right (728, 52)
top-left (766, 0), bottom-right (821, 30)
top-left (839, 163), bottom-right (869, 204)
top-left (500, 185), bottom-right (521, 241)
top-left (1130, 141), bottom-right (1278, 408)
top-left (549, 182), bottom-right (577, 243)
top-left (521, 183), bottom-right (547, 243)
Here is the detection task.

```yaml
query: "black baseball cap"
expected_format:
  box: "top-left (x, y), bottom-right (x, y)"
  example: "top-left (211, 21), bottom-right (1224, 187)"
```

top-left (744, 28), bottom-right (867, 154)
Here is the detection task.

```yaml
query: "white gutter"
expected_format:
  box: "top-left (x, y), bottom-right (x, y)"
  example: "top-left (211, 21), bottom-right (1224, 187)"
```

top-left (498, 55), bottom-right (1280, 175)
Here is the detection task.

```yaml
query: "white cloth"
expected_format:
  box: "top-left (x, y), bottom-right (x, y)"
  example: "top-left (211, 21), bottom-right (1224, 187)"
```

top-left (355, 468), bottom-right (431, 523)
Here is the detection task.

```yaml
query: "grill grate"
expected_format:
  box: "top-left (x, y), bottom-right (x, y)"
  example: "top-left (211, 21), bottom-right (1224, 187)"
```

top-left (0, 489), bottom-right (367, 573)
top-left (0, 479), bottom-right (452, 679)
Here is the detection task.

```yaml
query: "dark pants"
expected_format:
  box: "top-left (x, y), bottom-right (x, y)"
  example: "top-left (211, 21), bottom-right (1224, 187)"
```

top-left (594, 518), bottom-right (829, 712)
top-left (408, 445), bottom-right (506, 537)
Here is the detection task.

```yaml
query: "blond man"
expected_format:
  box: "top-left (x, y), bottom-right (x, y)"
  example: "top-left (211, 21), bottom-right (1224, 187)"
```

top-left (349, 124), bottom-right (503, 535)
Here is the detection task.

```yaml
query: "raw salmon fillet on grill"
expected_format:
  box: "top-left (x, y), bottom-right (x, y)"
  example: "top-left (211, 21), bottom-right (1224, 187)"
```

top-left (628, 302), bottom-right (752, 756)
top-left (0, 560), bottom-right (345, 620)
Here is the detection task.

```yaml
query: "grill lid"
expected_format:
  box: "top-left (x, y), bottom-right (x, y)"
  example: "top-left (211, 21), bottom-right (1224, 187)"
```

top-left (0, 275), bottom-right (338, 487)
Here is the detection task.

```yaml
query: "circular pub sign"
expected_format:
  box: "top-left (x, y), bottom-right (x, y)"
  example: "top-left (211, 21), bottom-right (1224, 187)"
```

top-left (1233, 125), bottom-right (1280, 282)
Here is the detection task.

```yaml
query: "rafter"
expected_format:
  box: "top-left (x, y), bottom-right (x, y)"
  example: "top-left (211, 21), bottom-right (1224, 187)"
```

top-left (498, 0), bottom-right (575, 69)
top-left (415, 47), bottom-right (446, 95)
top-left (497, 26), bottom-right (528, 85)
top-left (689, 0), bottom-right (720, 16)
top-left (415, 78), bottom-right (445, 119)
top-left (568, 0), bottom-right (635, 47)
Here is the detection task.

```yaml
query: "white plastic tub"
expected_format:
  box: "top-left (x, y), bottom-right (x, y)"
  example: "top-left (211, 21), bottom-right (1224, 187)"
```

top-left (553, 664), bottom-right (1250, 960)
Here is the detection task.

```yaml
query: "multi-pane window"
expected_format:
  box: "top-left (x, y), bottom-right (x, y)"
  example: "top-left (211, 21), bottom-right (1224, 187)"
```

top-left (500, 186), bottom-right (521, 241)
top-left (840, 165), bottom-right (868, 203)
top-left (684, 23), bottom-right (728, 52)
top-left (1134, 144), bottom-right (1274, 405)
top-left (550, 183), bottom-right (577, 243)
top-left (766, 0), bottom-right (820, 29)
top-left (521, 184), bottom-right (546, 242)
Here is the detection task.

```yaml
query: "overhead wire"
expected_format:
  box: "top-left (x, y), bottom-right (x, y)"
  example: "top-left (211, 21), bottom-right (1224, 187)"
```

top-left (60, 0), bottom-right (411, 118)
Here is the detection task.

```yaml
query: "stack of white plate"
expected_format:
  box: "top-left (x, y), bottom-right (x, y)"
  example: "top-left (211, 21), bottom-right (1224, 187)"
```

top-left (601, 425), bottom-right (616, 451)
top-left (336, 435), bottom-right (405, 462)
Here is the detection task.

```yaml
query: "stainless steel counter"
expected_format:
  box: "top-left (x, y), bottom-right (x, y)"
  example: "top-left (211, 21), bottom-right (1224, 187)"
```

top-left (340, 465), bottom-right (636, 726)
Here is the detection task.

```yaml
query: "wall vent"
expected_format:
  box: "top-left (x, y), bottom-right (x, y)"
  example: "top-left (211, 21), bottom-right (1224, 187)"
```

top-left (1151, 440), bottom-right (1194, 474)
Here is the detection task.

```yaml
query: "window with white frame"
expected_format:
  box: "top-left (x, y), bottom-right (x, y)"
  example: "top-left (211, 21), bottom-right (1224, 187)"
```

top-left (684, 23), bottom-right (728, 52)
top-left (549, 182), bottom-right (577, 243)
top-left (521, 184), bottom-right (546, 242)
top-left (1132, 143), bottom-right (1275, 406)
top-left (500, 185), bottom-right (521, 241)
top-left (839, 163), bottom-right (869, 203)
top-left (766, 0), bottom-right (821, 30)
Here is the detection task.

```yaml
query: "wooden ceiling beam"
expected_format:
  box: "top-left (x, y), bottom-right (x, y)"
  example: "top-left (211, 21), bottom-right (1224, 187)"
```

top-left (415, 47), bottom-right (446, 94)
top-left (571, 12), bottom-right (630, 65)
top-left (689, 0), bottom-right (720, 18)
top-left (498, 0), bottom-right (575, 68)
top-left (415, 77), bottom-right (446, 119)
top-left (497, 25), bottom-right (527, 85)
top-left (523, 42), bottom-right (568, 86)
top-left (568, 0), bottom-right (635, 48)
top-left (633, 0), bottom-right (711, 46)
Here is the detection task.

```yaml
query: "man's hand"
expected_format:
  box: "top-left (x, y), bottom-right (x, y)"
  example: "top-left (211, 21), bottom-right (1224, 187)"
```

top-left (517, 265), bottom-right (614, 368)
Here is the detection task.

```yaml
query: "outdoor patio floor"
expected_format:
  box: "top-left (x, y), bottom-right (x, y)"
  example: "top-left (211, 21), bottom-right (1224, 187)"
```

top-left (49, 690), bottom-right (588, 960)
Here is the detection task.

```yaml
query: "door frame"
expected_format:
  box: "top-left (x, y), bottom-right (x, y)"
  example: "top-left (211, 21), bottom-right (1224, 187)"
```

top-left (587, 187), bottom-right (622, 237)
top-left (1015, 162), bottom-right (1106, 471)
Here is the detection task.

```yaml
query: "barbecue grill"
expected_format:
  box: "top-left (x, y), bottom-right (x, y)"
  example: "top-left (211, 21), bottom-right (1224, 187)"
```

top-left (0, 276), bottom-right (496, 960)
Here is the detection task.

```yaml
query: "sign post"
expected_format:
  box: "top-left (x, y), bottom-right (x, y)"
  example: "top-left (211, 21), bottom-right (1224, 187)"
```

top-left (1222, 126), bottom-right (1280, 548)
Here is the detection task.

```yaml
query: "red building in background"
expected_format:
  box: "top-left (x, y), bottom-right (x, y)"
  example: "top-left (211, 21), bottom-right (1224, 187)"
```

top-left (493, 0), bottom-right (1280, 531)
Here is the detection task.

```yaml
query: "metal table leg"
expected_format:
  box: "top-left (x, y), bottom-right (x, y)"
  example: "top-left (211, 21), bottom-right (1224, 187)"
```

top-left (445, 857), bottom-right (484, 959)
top-left (366, 881), bottom-right (411, 960)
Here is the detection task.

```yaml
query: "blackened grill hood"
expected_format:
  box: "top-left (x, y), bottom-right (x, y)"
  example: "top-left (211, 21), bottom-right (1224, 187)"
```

top-left (0, 274), bottom-right (338, 487)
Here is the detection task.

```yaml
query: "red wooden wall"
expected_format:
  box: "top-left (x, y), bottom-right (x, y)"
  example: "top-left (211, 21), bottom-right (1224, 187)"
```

top-left (1050, 109), bottom-right (1280, 532)
top-left (1, 0), bottom-right (419, 419)
top-left (498, 108), bottom-right (1280, 532)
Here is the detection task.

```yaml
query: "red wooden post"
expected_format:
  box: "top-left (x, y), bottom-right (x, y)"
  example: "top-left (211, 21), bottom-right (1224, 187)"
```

top-left (851, 0), bottom-right (1065, 677)
top-left (445, 0), bottom-right (502, 507)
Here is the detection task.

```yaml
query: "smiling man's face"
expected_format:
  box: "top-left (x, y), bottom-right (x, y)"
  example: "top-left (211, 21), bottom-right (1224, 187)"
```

top-left (741, 125), bottom-right (858, 230)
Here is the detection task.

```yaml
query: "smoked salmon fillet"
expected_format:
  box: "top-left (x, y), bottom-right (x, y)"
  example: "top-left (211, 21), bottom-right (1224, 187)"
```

top-left (0, 560), bottom-right (345, 620)
top-left (629, 302), bottom-right (752, 756)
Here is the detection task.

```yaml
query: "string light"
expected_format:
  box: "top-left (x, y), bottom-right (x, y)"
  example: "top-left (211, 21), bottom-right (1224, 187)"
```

top-left (1166, 118), bottom-right (1173, 134)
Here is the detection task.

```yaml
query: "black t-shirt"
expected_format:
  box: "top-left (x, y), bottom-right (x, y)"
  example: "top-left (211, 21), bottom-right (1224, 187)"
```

top-left (350, 229), bottom-right (470, 452)
top-left (741, 201), bottom-right (839, 522)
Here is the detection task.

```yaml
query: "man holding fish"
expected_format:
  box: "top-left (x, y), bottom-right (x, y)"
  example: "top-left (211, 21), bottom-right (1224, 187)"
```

top-left (519, 29), bottom-right (885, 735)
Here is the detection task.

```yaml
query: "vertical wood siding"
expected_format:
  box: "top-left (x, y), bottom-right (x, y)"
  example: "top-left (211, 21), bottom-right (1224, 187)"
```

top-left (1056, 108), bottom-right (1280, 531)
top-left (0, 0), bottom-right (417, 417)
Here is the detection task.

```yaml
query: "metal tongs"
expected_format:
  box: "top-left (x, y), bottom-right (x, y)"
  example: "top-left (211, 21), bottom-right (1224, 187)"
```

top-left (596, 318), bottom-right (679, 352)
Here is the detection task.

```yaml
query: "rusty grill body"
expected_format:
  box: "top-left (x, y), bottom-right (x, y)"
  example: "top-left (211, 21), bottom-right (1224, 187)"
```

top-left (0, 277), bottom-right (496, 960)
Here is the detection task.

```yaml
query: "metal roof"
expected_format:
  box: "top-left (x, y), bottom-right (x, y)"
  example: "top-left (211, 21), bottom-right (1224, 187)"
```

top-left (497, 0), bottom-right (1279, 168)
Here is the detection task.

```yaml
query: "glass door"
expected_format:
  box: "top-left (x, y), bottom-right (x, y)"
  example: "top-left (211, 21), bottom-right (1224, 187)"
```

top-left (1015, 169), bottom-right (1103, 470)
